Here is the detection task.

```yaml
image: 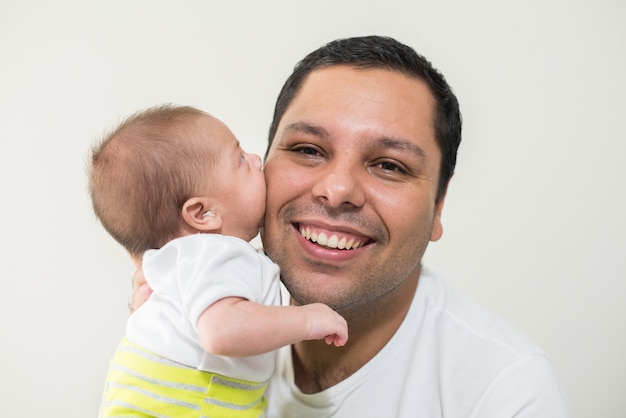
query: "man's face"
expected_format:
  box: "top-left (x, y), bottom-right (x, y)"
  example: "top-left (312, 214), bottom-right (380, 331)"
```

top-left (262, 66), bottom-right (445, 313)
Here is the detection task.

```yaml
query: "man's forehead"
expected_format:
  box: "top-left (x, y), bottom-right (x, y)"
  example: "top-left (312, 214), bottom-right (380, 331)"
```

top-left (267, 65), bottom-right (436, 155)
top-left (282, 68), bottom-right (435, 133)
top-left (291, 66), bottom-right (433, 111)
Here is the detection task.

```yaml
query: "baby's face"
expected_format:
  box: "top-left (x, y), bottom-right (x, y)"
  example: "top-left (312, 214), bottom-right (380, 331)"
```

top-left (199, 116), bottom-right (266, 242)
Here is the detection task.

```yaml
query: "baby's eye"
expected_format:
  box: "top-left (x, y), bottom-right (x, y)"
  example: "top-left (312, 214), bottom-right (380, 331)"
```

top-left (241, 154), bottom-right (246, 163)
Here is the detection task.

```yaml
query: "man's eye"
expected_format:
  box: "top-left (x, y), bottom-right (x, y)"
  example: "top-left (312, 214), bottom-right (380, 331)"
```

top-left (379, 161), bottom-right (401, 171)
top-left (373, 160), bottom-right (411, 177)
top-left (293, 146), bottom-right (321, 156)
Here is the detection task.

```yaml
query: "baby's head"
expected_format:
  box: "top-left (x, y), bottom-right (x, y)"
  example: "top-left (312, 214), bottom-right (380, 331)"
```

top-left (89, 104), bottom-right (266, 257)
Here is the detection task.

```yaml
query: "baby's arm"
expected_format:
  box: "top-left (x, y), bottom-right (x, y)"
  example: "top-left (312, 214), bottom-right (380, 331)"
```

top-left (197, 297), bottom-right (348, 357)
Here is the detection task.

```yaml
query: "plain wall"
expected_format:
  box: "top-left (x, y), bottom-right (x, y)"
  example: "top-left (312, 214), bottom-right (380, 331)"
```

top-left (1, 1), bottom-right (624, 416)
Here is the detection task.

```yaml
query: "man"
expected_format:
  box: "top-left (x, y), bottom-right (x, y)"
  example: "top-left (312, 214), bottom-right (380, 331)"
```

top-left (133, 36), bottom-right (570, 416)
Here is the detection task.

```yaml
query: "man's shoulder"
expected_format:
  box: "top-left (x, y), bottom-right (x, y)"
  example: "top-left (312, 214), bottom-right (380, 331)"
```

top-left (417, 268), bottom-right (544, 360)
top-left (406, 269), bottom-right (570, 415)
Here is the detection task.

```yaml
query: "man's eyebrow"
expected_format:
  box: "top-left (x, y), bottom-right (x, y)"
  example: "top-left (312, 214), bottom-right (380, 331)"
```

top-left (282, 122), bottom-right (329, 139)
top-left (281, 122), bottom-right (429, 161)
top-left (380, 137), bottom-right (428, 162)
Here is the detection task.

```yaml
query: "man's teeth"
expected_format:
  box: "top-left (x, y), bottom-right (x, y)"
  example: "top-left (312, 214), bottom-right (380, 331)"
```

top-left (299, 226), bottom-right (363, 250)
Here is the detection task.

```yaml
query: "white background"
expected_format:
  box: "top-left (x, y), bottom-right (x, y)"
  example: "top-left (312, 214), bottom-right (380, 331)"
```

top-left (1, 1), bottom-right (624, 416)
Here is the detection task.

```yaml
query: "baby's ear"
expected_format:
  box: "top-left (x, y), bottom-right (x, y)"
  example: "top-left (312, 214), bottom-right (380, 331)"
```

top-left (182, 197), bottom-right (222, 232)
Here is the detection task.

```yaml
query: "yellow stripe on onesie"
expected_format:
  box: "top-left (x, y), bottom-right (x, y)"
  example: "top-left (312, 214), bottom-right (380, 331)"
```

top-left (99, 338), bottom-right (268, 418)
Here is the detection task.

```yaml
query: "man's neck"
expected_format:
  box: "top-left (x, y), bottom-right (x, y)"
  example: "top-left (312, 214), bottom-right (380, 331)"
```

top-left (291, 273), bottom-right (419, 393)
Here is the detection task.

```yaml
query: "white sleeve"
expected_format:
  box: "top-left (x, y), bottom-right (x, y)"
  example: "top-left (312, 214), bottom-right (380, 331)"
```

top-left (143, 235), bottom-right (271, 331)
top-left (178, 238), bottom-right (267, 329)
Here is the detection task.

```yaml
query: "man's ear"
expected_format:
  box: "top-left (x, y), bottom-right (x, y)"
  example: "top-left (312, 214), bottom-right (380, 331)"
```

top-left (182, 197), bottom-right (222, 232)
top-left (430, 181), bottom-right (450, 242)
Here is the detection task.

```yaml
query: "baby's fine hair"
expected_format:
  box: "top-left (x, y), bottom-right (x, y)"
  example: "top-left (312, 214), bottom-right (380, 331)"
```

top-left (88, 104), bottom-right (213, 255)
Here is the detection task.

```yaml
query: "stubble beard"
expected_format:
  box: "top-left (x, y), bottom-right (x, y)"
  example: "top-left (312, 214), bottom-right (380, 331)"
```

top-left (263, 203), bottom-right (432, 317)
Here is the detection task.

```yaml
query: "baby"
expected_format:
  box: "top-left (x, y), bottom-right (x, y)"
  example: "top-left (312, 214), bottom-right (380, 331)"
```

top-left (89, 104), bottom-right (348, 417)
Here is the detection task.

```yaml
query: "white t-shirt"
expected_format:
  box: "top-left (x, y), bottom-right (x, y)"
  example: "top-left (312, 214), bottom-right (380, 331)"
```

top-left (266, 267), bottom-right (571, 417)
top-left (126, 234), bottom-right (281, 383)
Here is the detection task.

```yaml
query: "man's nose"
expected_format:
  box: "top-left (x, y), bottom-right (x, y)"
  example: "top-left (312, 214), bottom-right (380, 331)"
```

top-left (311, 161), bottom-right (366, 208)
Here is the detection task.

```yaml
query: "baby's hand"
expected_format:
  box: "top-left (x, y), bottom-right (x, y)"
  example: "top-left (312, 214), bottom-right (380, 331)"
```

top-left (302, 303), bottom-right (348, 347)
top-left (130, 268), bottom-right (153, 314)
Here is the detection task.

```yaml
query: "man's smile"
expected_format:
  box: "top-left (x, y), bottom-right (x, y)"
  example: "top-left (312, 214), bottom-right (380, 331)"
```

top-left (298, 224), bottom-right (372, 250)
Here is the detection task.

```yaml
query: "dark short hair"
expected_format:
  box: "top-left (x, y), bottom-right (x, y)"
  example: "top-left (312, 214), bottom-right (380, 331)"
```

top-left (266, 35), bottom-right (462, 202)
